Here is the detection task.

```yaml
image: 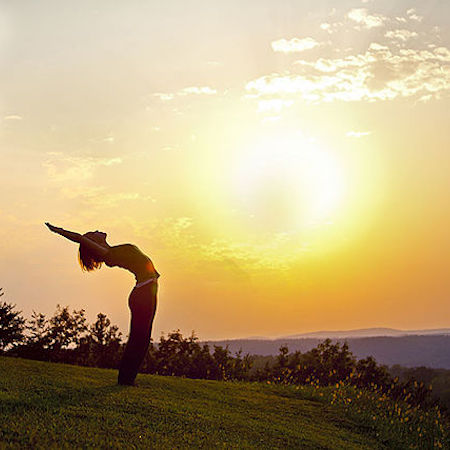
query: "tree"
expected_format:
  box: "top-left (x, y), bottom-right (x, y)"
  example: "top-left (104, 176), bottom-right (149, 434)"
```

top-left (15, 311), bottom-right (51, 360)
top-left (91, 313), bottom-right (121, 345)
top-left (0, 288), bottom-right (25, 352)
top-left (46, 305), bottom-right (88, 361)
top-left (27, 311), bottom-right (49, 346)
top-left (79, 313), bottom-right (122, 368)
top-left (155, 330), bottom-right (201, 377)
top-left (354, 356), bottom-right (390, 388)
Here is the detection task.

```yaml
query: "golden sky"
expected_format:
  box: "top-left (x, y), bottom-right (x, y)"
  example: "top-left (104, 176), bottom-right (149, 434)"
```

top-left (1, 1), bottom-right (449, 339)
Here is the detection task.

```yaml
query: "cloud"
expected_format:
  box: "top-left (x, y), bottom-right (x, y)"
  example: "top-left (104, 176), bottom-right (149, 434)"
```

top-left (406, 8), bottom-right (423, 23)
top-left (179, 86), bottom-right (217, 95)
top-left (122, 214), bottom-right (312, 277)
top-left (346, 131), bottom-right (371, 138)
top-left (320, 22), bottom-right (343, 34)
top-left (43, 153), bottom-right (122, 182)
top-left (246, 42), bottom-right (450, 104)
top-left (192, 233), bottom-right (312, 274)
top-left (59, 186), bottom-right (150, 207)
top-left (154, 86), bottom-right (217, 101)
top-left (153, 93), bottom-right (175, 101)
top-left (271, 37), bottom-right (319, 53)
top-left (161, 145), bottom-right (180, 151)
top-left (3, 115), bottom-right (23, 120)
top-left (347, 8), bottom-right (386, 29)
top-left (385, 29), bottom-right (418, 42)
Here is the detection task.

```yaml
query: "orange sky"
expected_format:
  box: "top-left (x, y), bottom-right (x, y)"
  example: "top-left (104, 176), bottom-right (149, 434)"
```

top-left (1, 1), bottom-right (449, 339)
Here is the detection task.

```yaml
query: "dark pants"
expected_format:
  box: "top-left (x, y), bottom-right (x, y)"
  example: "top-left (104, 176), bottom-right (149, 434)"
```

top-left (118, 281), bottom-right (157, 385)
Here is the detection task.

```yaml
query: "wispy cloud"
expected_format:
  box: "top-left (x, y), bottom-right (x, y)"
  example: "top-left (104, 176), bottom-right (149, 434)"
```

top-left (245, 6), bottom-right (450, 106)
top-left (246, 39), bottom-right (450, 104)
top-left (59, 186), bottom-right (152, 207)
top-left (3, 115), bottom-right (23, 120)
top-left (320, 22), bottom-right (343, 34)
top-left (179, 86), bottom-right (217, 95)
top-left (133, 216), bottom-right (310, 275)
top-left (154, 86), bottom-right (217, 101)
top-left (43, 153), bottom-right (122, 182)
top-left (271, 37), bottom-right (319, 53)
top-left (406, 8), bottom-right (423, 23)
top-left (153, 93), bottom-right (175, 101)
top-left (347, 8), bottom-right (386, 29)
top-left (385, 29), bottom-right (418, 42)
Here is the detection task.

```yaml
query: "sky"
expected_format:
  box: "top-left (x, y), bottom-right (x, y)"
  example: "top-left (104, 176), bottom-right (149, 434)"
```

top-left (1, 0), bottom-right (449, 340)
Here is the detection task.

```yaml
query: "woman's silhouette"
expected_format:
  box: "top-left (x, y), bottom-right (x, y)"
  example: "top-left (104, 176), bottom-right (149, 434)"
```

top-left (45, 222), bottom-right (159, 386)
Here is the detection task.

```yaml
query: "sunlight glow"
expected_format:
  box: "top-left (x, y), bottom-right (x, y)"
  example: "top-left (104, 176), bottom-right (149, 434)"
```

top-left (231, 132), bottom-right (346, 231)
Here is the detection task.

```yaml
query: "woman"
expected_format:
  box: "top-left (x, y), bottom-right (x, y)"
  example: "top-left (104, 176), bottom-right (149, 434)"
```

top-left (45, 222), bottom-right (159, 386)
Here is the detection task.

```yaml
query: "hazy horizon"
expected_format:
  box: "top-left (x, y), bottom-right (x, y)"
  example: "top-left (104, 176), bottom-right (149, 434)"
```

top-left (1, 0), bottom-right (449, 339)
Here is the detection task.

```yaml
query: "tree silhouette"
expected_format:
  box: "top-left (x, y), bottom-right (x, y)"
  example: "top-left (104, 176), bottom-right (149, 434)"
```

top-left (0, 288), bottom-right (25, 352)
top-left (79, 313), bottom-right (122, 368)
top-left (45, 305), bottom-right (88, 362)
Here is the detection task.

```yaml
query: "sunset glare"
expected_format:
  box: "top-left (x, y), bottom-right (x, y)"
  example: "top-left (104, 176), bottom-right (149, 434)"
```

top-left (1, 0), bottom-right (449, 339)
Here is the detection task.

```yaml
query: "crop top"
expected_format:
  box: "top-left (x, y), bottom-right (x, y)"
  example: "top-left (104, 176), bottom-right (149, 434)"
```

top-left (103, 244), bottom-right (160, 283)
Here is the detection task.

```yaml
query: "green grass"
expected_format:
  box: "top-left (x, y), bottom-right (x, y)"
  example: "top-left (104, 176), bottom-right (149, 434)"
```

top-left (0, 357), bottom-right (385, 449)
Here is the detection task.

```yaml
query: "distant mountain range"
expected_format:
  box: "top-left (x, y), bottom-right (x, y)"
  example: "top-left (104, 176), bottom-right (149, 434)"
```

top-left (282, 327), bottom-right (450, 339)
top-left (205, 329), bottom-right (450, 369)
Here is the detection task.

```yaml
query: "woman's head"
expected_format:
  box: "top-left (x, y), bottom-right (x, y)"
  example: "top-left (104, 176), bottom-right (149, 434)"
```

top-left (78, 230), bottom-right (108, 272)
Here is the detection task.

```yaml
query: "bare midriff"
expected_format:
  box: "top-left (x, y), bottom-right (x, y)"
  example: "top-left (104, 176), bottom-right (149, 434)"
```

top-left (103, 244), bottom-right (159, 284)
top-left (134, 261), bottom-right (159, 283)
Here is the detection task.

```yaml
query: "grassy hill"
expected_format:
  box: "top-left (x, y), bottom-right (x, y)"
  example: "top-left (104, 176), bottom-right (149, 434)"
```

top-left (0, 357), bottom-right (446, 449)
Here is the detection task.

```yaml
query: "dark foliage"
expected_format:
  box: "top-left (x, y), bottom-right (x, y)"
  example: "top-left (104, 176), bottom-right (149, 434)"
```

top-left (12, 306), bottom-right (123, 368)
top-left (390, 365), bottom-right (450, 411)
top-left (0, 289), bottom-right (26, 352)
top-left (77, 313), bottom-right (123, 368)
top-left (141, 330), bottom-right (252, 381)
top-left (253, 339), bottom-right (438, 411)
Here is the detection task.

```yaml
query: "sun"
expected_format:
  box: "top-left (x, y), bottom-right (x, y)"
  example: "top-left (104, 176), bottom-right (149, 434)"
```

top-left (230, 132), bottom-right (346, 233)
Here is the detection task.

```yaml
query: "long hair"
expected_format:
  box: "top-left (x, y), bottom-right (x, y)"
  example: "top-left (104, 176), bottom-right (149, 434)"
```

top-left (78, 232), bottom-right (104, 272)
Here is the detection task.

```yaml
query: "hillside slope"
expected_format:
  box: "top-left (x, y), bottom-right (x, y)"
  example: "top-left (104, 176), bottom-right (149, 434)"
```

top-left (0, 357), bottom-right (381, 449)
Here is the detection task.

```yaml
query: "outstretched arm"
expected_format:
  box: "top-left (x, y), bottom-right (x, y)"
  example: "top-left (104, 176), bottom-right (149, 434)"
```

top-left (45, 222), bottom-right (82, 243)
top-left (45, 223), bottom-right (108, 258)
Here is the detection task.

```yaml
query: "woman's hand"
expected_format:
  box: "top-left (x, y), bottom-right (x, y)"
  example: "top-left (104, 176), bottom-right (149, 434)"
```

top-left (45, 222), bottom-right (62, 234)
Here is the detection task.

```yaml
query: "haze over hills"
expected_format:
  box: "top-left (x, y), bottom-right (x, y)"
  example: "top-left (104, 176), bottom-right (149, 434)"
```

top-left (282, 328), bottom-right (450, 339)
top-left (206, 330), bottom-right (450, 369)
top-left (238, 328), bottom-right (450, 340)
